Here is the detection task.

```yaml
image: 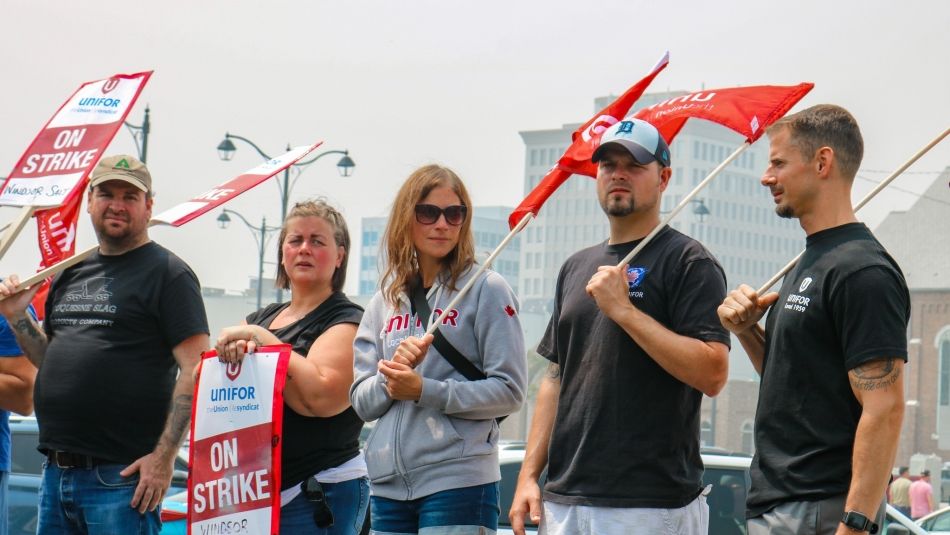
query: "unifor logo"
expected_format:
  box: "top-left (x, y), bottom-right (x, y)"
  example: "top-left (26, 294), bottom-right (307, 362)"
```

top-left (799, 277), bottom-right (813, 293)
top-left (225, 361), bottom-right (242, 381)
top-left (626, 266), bottom-right (649, 289)
top-left (101, 77), bottom-right (120, 94)
top-left (580, 114), bottom-right (619, 143)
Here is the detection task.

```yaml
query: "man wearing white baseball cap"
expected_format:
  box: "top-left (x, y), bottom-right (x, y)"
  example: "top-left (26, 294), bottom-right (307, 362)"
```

top-left (0, 154), bottom-right (209, 534)
top-left (510, 118), bottom-right (731, 534)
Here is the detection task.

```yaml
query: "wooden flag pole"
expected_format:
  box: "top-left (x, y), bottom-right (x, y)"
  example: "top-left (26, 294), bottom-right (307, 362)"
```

top-left (615, 142), bottom-right (750, 268)
top-left (757, 126), bottom-right (950, 295)
top-left (0, 206), bottom-right (36, 260)
top-left (425, 211), bottom-right (534, 336)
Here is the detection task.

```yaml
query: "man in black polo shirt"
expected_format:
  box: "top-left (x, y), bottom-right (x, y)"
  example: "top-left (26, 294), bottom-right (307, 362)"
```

top-left (509, 118), bottom-right (731, 535)
top-left (718, 105), bottom-right (909, 535)
top-left (0, 155), bottom-right (209, 535)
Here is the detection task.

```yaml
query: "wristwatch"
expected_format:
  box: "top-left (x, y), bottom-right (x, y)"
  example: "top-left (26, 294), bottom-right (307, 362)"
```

top-left (841, 510), bottom-right (879, 534)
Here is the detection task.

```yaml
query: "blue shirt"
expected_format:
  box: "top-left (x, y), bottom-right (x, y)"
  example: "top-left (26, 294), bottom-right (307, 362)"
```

top-left (0, 305), bottom-right (35, 472)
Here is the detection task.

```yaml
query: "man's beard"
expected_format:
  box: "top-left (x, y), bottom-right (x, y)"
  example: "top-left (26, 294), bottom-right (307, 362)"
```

top-left (601, 195), bottom-right (635, 217)
top-left (775, 204), bottom-right (794, 219)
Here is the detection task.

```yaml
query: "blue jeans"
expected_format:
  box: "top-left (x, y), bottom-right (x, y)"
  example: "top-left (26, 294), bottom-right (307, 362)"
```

top-left (370, 482), bottom-right (499, 534)
top-left (0, 470), bottom-right (8, 535)
top-left (37, 461), bottom-right (161, 535)
top-left (281, 476), bottom-right (370, 534)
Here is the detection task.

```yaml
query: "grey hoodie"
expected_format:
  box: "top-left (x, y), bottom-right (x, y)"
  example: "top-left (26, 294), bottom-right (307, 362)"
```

top-left (350, 267), bottom-right (527, 500)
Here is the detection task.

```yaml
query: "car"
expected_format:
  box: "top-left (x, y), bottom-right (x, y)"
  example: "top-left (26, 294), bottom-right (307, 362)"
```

top-left (8, 416), bottom-right (188, 534)
top-left (496, 448), bottom-right (927, 535)
top-left (917, 506), bottom-right (950, 534)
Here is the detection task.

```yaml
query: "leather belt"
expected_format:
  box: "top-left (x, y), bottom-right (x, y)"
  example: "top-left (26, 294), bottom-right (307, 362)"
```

top-left (47, 451), bottom-right (103, 469)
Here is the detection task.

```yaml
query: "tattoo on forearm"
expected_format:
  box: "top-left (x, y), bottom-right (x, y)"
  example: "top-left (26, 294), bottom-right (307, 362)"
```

top-left (546, 362), bottom-right (561, 381)
top-left (11, 316), bottom-right (47, 365)
top-left (161, 393), bottom-right (193, 449)
top-left (850, 358), bottom-right (901, 391)
top-left (13, 317), bottom-right (45, 345)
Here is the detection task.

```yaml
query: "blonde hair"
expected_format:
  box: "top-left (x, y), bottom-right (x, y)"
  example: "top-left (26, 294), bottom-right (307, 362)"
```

top-left (381, 164), bottom-right (475, 306)
top-left (275, 199), bottom-right (350, 292)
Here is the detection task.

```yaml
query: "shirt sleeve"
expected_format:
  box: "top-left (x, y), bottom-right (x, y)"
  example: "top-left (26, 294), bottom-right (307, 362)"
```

top-left (831, 265), bottom-right (910, 370)
top-left (667, 258), bottom-right (731, 347)
top-left (159, 269), bottom-right (210, 349)
top-left (350, 292), bottom-right (395, 421)
top-left (536, 264), bottom-right (566, 363)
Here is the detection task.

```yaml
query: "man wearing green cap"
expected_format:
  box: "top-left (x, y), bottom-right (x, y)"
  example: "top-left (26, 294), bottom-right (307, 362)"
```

top-left (0, 155), bottom-right (209, 535)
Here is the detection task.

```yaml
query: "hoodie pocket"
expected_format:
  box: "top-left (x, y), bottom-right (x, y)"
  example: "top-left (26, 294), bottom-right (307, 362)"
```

top-left (364, 407), bottom-right (399, 482)
top-left (401, 405), bottom-right (465, 472)
top-left (448, 416), bottom-right (497, 458)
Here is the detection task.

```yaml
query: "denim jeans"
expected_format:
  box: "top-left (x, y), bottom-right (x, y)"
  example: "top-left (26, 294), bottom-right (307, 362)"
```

top-left (370, 482), bottom-right (499, 534)
top-left (281, 476), bottom-right (370, 534)
top-left (37, 460), bottom-right (161, 535)
top-left (0, 470), bottom-right (9, 535)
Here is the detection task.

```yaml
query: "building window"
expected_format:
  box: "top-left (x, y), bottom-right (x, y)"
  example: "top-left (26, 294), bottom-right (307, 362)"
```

top-left (741, 420), bottom-right (755, 454)
top-left (701, 419), bottom-right (713, 447)
top-left (941, 339), bottom-right (950, 406)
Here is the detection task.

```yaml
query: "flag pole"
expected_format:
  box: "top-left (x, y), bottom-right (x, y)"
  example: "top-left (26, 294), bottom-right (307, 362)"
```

top-left (756, 126), bottom-right (950, 295)
top-left (425, 211), bottom-right (534, 336)
top-left (0, 206), bottom-right (36, 260)
top-left (615, 142), bottom-right (750, 268)
top-left (12, 217), bottom-right (170, 291)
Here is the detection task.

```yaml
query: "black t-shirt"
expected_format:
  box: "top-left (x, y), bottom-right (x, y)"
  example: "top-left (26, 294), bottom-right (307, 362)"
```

top-left (747, 223), bottom-right (910, 517)
top-left (538, 226), bottom-right (731, 508)
top-left (37, 242), bottom-right (209, 464)
top-left (246, 292), bottom-right (364, 490)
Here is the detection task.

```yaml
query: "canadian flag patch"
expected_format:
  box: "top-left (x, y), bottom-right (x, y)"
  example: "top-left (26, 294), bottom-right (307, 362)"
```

top-left (504, 305), bottom-right (516, 317)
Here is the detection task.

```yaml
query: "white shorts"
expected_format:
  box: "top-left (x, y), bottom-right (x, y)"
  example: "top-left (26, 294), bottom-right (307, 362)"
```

top-left (539, 493), bottom-right (709, 535)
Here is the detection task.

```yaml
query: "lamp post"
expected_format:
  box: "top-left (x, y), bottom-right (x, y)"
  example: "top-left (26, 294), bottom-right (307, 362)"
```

top-left (216, 209), bottom-right (281, 310)
top-left (660, 198), bottom-right (711, 221)
top-left (216, 133), bottom-right (355, 303)
top-left (124, 106), bottom-right (151, 163)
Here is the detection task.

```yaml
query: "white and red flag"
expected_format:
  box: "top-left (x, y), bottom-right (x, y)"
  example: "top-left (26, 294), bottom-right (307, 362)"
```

top-left (508, 53), bottom-right (669, 228)
top-left (0, 71), bottom-right (152, 208)
top-left (632, 83), bottom-right (814, 144)
top-left (9, 143), bottom-right (322, 295)
top-left (151, 143), bottom-right (322, 227)
top-left (189, 345), bottom-right (291, 535)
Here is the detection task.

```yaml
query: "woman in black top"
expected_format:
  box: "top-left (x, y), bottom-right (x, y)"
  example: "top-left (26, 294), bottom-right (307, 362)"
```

top-left (216, 199), bottom-right (368, 534)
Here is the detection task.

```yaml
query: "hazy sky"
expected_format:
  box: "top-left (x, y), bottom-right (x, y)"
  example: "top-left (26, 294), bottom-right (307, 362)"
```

top-left (1, 0), bottom-right (948, 296)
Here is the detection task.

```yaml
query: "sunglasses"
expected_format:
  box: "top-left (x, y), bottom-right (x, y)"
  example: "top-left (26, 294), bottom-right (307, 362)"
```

top-left (302, 477), bottom-right (334, 528)
top-left (414, 204), bottom-right (467, 226)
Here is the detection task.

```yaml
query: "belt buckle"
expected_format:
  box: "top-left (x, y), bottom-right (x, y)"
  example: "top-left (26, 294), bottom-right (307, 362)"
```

top-left (53, 451), bottom-right (71, 469)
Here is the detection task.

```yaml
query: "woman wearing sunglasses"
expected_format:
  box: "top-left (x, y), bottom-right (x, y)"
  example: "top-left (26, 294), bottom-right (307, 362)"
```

top-left (351, 164), bottom-right (527, 534)
top-left (215, 200), bottom-right (369, 534)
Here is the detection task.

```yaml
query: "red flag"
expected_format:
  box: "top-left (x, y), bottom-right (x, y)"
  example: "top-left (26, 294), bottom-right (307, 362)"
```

top-left (508, 53), bottom-right (669, 228)
top-left (508, 81), bottom-right (814, 229)
top-left (30, 180), bottom-right (86, 320)
top-left (633, 83), bottom-right (814, 144)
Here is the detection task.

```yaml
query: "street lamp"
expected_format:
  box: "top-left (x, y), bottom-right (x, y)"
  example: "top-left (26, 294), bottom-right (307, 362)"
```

top-left (124, 106), bottom-right (151, 163)
top-left (216, 132), bottom-right (356, 303)
top-left (216, 209), bottom-right (281, 311)
top-left (661, 198), bottom-right (711, 222)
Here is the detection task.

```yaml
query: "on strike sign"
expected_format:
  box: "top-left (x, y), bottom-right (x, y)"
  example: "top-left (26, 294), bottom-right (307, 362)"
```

top-left (189, 345), bottom-right (290, 535)
top-left (0, 71), bottom-right (151, 208)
